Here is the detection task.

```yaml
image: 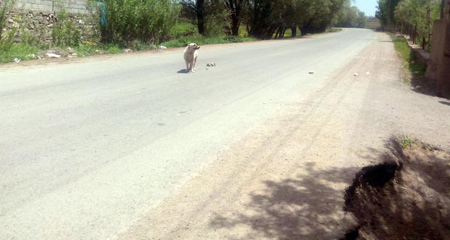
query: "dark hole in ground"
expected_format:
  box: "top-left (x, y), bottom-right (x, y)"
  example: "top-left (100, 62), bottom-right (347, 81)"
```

top-left (344, 161), bottom-right (401, 208)
top-left (342, 139), bottom-right (450, 240)
top-left (358, 162), bottom-right (400, 187)
top-left (340, 227), bottom-right (360, 240)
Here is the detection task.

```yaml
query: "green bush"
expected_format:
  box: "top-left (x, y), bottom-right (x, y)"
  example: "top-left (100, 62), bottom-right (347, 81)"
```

top-left (0, 28), bottom-right (17, 56)
top-left (204, 0), bottom-right (229, 37)
top-left (0, 43), bottom-right (37, 63)
top-left (0, 0), bottom-right (17, 58)
top-left (90, 0), bottom-right (180, 47)
top-left (0, 0), bottom-right (15, 40)
top-left (52, 4), bottom-right (82, 47)
top-left (392, 35), bottom-right (427, 77)
top-left (169, 20), bottom-right (196, 38)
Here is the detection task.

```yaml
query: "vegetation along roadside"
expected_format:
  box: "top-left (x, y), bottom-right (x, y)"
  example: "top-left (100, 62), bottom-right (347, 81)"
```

top-left (0, 0), bottom-right (367, 64)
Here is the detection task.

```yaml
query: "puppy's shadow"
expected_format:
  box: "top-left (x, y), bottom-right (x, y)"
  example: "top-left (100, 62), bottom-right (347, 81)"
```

top-left (177, 69), bottom-right (188, 74)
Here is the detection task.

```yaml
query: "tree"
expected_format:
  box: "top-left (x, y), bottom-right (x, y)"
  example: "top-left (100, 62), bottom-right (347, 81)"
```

top-left (335, 1), bottom-right (367, 28)
top-left (394, 0), bottom-right (440, 49)
top-left (224, 0), bottom-right (247, 36)
top-left (179, 0), bottom-right (206, 34)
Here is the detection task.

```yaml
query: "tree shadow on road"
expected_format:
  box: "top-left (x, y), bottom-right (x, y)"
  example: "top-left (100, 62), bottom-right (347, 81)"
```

top-left (209, 162), bottom-right (361, 240)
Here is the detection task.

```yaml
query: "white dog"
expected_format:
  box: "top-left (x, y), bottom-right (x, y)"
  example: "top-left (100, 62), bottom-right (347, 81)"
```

top-left (184, 43), bottom-right (200, 73)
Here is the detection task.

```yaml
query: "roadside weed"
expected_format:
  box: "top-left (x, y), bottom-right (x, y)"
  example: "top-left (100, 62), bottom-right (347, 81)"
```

top-left (400, 134), bottom-right (415, 148)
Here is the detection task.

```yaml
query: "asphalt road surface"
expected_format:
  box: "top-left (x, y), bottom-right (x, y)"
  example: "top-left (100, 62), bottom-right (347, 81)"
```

top-left (1, 29), bottom-right (449, 239)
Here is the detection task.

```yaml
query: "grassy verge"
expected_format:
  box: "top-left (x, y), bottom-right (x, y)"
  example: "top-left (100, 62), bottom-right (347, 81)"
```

top-left (387, 32), bottom-right (437, 95)
top-left (0, 21), bottom-right (338, 64)
top-left (161, 34), bottom-right (256, 48)
top-left (0, 43), bottom-right (125, 63)
top-left (0, 44), bottom-right (38, 63)
top-left (388, 33), bottom-right (427, 79)
top-left (161, 20), bottom-right (256, 48)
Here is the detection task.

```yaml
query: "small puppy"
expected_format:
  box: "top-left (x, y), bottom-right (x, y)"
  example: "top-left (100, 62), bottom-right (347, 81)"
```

top-left (184, 43), bottom-right (200, 73)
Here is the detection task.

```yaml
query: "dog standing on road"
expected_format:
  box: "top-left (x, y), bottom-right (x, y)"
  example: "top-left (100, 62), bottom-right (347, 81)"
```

top-left (184, 43), bottom-right (200, 73)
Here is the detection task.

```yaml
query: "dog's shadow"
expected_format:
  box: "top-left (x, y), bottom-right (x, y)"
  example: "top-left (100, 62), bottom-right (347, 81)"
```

top-left (177, 69), bottom-right (189, 74)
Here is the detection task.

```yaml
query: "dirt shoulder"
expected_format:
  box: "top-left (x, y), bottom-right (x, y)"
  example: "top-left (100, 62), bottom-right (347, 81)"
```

top-left (118, 32), bottom-right (450, 240)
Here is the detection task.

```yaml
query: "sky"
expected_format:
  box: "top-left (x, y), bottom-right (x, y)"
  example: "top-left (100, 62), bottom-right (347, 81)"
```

top-left (352, 0), bottom-right (378, 17)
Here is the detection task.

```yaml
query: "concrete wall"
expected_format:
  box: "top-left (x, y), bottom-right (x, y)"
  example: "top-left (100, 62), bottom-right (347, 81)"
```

top-left (426, 20), bottom-right (445, 81)
top-left (426, 0), bottom-right (450, 98)
top-left (1, 0), bottom-right (88, 13)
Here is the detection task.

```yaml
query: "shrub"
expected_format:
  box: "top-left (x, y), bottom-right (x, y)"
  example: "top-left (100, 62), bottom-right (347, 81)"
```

top-left (0, 0), bottom-right (15, 40)
top-left (89, 0), bottom-right (180, 47)
top-left (0, 0), bottom-right (17, 56)
top-left (52, 3), bottom-right (82, 47)
top-left (204, 0), bottom-right (229, 37)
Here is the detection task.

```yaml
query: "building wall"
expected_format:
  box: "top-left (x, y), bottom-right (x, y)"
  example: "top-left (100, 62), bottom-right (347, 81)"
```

top-left (426, 0), bottom-right (450, 97)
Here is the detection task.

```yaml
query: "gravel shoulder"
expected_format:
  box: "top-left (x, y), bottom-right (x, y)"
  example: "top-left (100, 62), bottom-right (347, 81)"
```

top-left (119, 32), bottom-right (450, 240)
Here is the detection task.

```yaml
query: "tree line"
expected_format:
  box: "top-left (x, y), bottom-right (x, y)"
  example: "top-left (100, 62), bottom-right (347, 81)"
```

top-left (91, 0), bottom-right (368, 46)
top-left (334, 1), bottom-right (367, 28)
top-left (2, 0), bottom-right (367, 50)
top-left (179, 0), bottom-right (366, 39)
top-left (376, 0), bottom-right (441, 50)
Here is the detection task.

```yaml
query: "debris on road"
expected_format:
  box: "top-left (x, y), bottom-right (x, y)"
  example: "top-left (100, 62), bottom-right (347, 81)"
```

top-left (160, 46), bottom-right (167, 50)
top-left (366, 72), bottom-right (370, 75)
top-left (14, 58), bottom-right (21, 63)
top-left (46, 53), bottom-right (61, 58)
top-left (354, 73), bottom-right (359, 76)
top-left (309, 71), bottom-right (315, 74)
top-left (207, 63), bottom-right (216, 67)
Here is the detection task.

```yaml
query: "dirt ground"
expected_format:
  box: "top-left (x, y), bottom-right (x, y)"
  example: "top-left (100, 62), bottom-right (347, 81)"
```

top-left (343, 140), bottom-right (450, 240)
top-left (117, 32), bottom-right (450, 240)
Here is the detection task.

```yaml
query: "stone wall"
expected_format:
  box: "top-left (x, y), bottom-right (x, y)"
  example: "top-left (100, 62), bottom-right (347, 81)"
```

top-left (3, 9), bottom-right (94, 45)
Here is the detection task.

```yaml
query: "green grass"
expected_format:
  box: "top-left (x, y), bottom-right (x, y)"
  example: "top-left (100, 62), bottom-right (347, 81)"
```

top-left (400, 134), bottom-right (415, 148)
top-left (238, 25), bottom-right (248, 37)
top-left (0, 44), bottom-right (38, 63)
top-left (161, 34), bottom-right (256, 48)
top-left (74, 44), bottom-right (98, 57)
top-left (104, 44), bottom-right (122, 54)
top-left (170, 20), bottom-right (197, 37)
top-left (389, 33), bottom-right (427, 78)
top-left (163, 21), bottom-right (257, 48)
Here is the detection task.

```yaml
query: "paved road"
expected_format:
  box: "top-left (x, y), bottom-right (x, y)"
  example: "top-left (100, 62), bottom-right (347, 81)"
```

top-left (1, 29), bottom-right (449, 239)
